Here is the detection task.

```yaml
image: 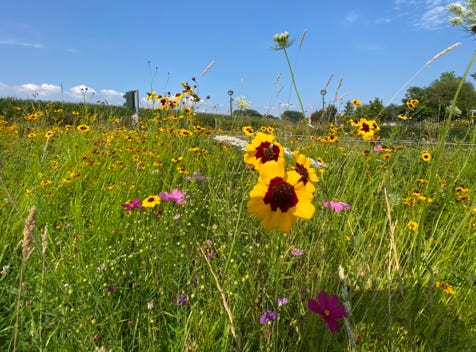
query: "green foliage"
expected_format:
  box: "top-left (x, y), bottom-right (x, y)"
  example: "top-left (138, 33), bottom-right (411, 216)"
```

top-left (407, 71), bottom-right (476, 121)
top-left (311, 105), bottom-right (338, 124)
top-left (281, 110), bottom-right (305, 122)
top-left (233, 108), bottom-right (262, 118)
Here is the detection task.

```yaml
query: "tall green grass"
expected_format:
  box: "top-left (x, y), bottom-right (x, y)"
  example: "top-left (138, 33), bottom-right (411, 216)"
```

top-left (0, 95), bottom-right (475, 351)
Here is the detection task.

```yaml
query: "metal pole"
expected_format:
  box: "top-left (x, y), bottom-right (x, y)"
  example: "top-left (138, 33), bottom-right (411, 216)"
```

top-left (227, 90), bottom-right (234, 117)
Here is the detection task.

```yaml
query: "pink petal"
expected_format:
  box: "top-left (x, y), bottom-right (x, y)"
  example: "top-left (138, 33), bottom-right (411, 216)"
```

top-left (307, 299), bottom-right (324, 316)
top-left (317, 291), bottom-right (330, 306)
top-left (331, 305), bottom-right (348, 319)
top-left (324, 318), bottom-right (341, 333)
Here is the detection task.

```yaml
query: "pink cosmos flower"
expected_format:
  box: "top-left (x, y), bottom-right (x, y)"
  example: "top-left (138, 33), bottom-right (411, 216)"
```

top-left (307, 291), bottom-right (347, 333)
top-left (290, 248), bottom-right (305, 257)
top-left (121, 198), bottom-right (144, 211)
top-left (159, 189), bottom-right (189, 205)
top-left (323, 200), bottom-right (351, 213)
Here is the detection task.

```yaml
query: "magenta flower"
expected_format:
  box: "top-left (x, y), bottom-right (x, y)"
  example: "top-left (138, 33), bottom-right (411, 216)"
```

top-left (323, 200), bottom-right (351, 213)
top-left (307, 291), bottom-right (347, 333)
top-left (159, 189), bottom-right (189, 205)
top-left (373, 145), bottom-right (383, 152)
top-left (121, 198), bottom-right (143, 211)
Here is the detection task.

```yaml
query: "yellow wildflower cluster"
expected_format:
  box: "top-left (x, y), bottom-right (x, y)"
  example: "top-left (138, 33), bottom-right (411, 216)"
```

top-left (435, 281), bottom-right (455, 295)
top-left (398, 99), bottom-right (420, 121)
top-left (146, 81), bottom-right (201, 111)
top-left (402, 189), bottom-right (434, 206)
top-left (455, 185), bottom-right (470, 202)
top-left (349, 118), bottom-right (380, 140)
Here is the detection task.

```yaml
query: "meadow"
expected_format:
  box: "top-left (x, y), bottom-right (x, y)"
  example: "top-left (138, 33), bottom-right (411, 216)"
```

top-left (0, 84), bottom-right (475, 352)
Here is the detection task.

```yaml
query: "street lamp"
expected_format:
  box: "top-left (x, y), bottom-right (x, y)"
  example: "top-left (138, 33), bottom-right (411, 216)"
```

top-left (227, 90), bottom-right (234, 117)
top-left (320, 89), bottom-right (327, 112)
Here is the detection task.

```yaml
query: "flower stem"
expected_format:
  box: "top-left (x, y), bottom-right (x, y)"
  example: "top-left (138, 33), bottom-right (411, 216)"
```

top-left (283, 48), bottom-right (307, 123)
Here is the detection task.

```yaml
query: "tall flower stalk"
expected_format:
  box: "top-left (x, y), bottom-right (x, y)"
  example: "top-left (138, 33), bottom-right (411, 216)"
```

top-left (273, 32), bottom-right (307, 124)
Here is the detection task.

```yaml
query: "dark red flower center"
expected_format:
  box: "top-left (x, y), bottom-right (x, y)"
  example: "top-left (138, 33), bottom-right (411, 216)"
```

top-left (264, 177), bottom-right (298, 212)
top-left (360, 122), bottom-right (370, 133)
top-left (294, 163), bottom-right (309, 185)
top-left (255, 142), bottom-right (280, 163)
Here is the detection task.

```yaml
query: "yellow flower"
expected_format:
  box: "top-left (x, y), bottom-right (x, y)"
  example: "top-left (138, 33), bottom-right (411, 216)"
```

top-left (142, 195), bottom-right (161, 208)
top-left (77, 124), bottom-right (90, 132)
top-left (352, 99), bottom-right (362, 107)
top-left (435, 281), bottom-right (455, 295)
top-left (242, 125), bottom-right (255, 136)
top-left (352, 118), bottom-right (380, 140)
top-left (398, 114), bottom-right (410, 121)
top-left (247, 161), bottom-right (315, 232)
top-left (244, 132), bottom-right (285, 170)
top-left (407, 221), bottom-right (419, 231)
top-left (291, 151), bottom-right (319, 192)
top-left (171, 156), bottom-right (183, 163)
top-left (178, 129), bottom-right (192, 137)
top-left (45, 130), bottom-right (54, 138)
top-left (421, 150), bottom-right (431, 162)
top-left (146, 90), bottom-right (156, 100)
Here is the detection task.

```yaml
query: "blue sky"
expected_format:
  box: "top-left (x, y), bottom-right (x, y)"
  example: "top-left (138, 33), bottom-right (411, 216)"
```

top-left (0, 0), bottom-right (474, 116)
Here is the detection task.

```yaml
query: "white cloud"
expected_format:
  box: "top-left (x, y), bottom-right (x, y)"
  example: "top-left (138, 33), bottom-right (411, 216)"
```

top-left (344, 11), bottom-right (360, 24)
top-left (393, 0), bottom-right (453, 30)
top-left (69, 85), bottom-right (97, 100)
top-left (0, 82), bottom-right (125, 105)
top-left (20, 83), bottom-right (61, 96)
top-left (0, 39), bottom-right (44, 49)
top-left (418, 6), bottom-right (448, 29)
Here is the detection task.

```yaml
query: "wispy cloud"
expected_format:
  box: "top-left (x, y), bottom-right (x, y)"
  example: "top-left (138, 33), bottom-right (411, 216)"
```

top-left (393, 0), bottom-right (453, 30)
top-left (0, 39), bottom-right (44, 49)
top-left (343, 11), bottom-right (360, 25)
top-left (418, 6), bottom-right (448, 30)
top-left (374, 17), bottom-right (392, 24)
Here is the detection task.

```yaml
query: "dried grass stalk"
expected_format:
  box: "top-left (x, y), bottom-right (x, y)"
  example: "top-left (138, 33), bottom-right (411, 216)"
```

top-left (426, 42), bottom-right (462, 65)
top-left (201, 60), bottom-right (215, 77)
top-left (22, 206), bottom-right (37, 260)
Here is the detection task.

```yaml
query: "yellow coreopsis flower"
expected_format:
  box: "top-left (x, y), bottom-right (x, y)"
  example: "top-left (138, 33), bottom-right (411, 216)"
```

top-left (353, 118), bottom-right (380, 140)
top-left (242, 125), bottom-right (255, 136)
top-left (244, 132), bottom-right (285, 170)
top-left (247, 161), bottom-right (315, 232)
top-left (291, 151), bottom-right (319, 192)
top-left (421, 150), bottom-right (431, 162)
top-left (77, 124), bottom-right (90, 133)
top-left (407, 221), bottom-right (419, 231)
top-left (142, 195), bottom-right (161, 208)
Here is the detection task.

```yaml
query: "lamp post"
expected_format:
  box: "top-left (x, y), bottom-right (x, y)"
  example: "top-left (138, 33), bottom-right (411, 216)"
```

top-left (227, 90), bottom-right (234, 117)
top-left (320, 89), bottom-right (327, 111)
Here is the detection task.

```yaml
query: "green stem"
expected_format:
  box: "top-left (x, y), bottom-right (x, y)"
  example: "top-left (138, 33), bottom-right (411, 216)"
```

top-left (283, 48), bottom-right (307, 123)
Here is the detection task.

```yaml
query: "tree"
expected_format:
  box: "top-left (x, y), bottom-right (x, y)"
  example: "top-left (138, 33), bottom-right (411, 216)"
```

top-left (233, 108), bottom-right (262, 117)
top-left (281, 110), bottom-right (304, 122)
top-left (424, 71), bottom-right (476, 120)
top-left (310, 105), bottom-right (338, 124)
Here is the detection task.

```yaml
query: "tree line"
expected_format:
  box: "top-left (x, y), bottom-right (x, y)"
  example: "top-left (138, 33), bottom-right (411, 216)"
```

top-left (278, 71), bottom-right (476, 123)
